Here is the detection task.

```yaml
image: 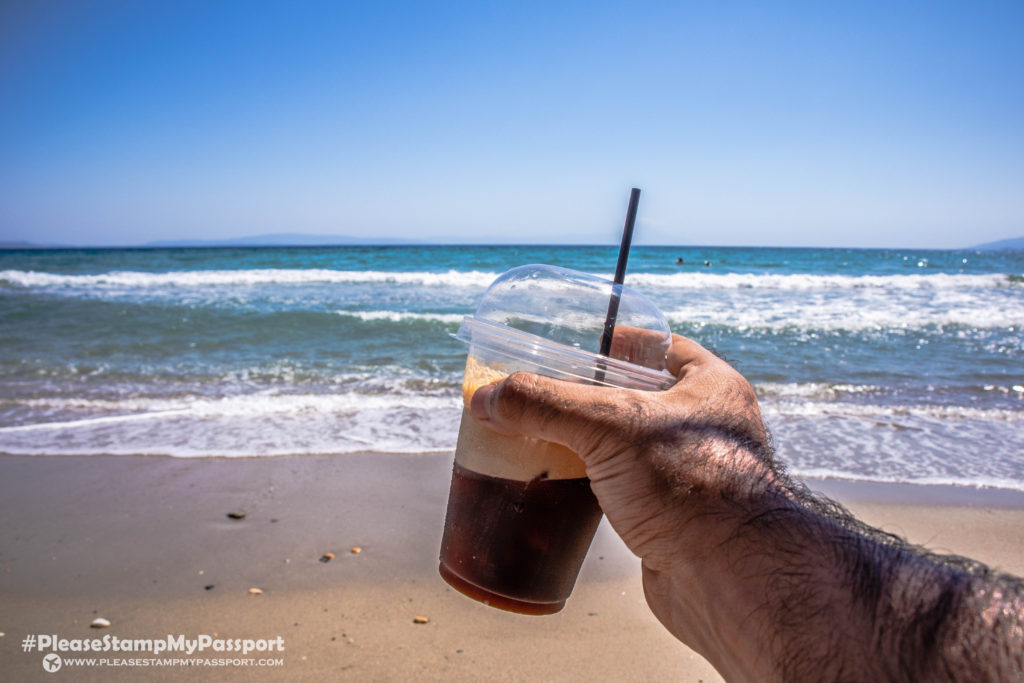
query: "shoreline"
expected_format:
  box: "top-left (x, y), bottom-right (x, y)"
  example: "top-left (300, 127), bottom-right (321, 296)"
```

top-left (2, 452), bottom-right (1023, 681)
top-left (803, 475), bottom-right (1024, 508)
top-left (6, 450), bottom-right (1024, 506)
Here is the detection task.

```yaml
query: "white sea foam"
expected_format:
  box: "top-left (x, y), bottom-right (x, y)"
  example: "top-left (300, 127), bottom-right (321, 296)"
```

top-left (7, 268), bottom-right (1020, 333)
top-left (0, 392), bottom-right (461, 431)
top-left (769, 409), bottom-right (1024, 490)
top-left (755, 382), bottom-right (882, 400)
top-left (2, 390), bottom-right (1022, 492)
top-left (664, 297), bottom-right (1024, 331)
top-left (9, 386), bottom-right (1019, 426)
top-left (5, 268), bottom-right (1021, 334)
top-left (0, 392), bottom-right (463, 456)
top-left (787, 469), bottom-right (1024, 492)
top-left (760, 399), bottom-right (1024, 422)
top-left (2, 390), bottom-right (1021, 467)
top-left (627, 271), bottom-right (1015, 291)
top-left (1, 268), bottom-right (1016, 292)
top-left (337, 310), bottom-right (465, 324)
top-left (0, 268), bottom-right (500, 289)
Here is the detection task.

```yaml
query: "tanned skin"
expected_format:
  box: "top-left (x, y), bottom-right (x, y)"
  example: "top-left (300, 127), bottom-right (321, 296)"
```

top-left (469, 333), bottom-right (1024, 682)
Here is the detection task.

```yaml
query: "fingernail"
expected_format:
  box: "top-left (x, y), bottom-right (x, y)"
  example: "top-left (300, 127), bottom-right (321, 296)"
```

top-left (469, 383), bottom-right (494, 420)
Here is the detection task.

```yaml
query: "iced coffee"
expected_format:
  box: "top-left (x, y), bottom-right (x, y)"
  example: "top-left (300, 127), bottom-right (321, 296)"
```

top-left (439, 264), bottom-right (674, 614)
top-left (440, 358), bottom-right (603, 614)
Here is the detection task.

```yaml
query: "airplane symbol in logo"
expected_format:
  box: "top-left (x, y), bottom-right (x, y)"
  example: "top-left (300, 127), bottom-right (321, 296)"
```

top-left (43, 653), bottom-right (63, 672)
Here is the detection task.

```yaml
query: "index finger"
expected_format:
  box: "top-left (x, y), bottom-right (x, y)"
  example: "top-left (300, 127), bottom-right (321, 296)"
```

top-left (666, 334), bottom-right (722, 379)
top-left (609, 325), bottom-right (669, 370)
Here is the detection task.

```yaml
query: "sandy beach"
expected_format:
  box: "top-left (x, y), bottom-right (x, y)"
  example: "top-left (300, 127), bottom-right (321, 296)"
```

top-left (2, 453), bottom-right (1023, 682)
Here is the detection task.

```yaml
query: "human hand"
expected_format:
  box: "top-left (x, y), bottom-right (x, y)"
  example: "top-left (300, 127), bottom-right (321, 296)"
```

top-left (468, 332), bottom-right (781, 674)
top-left (469, 332), bottom-right (772, 570)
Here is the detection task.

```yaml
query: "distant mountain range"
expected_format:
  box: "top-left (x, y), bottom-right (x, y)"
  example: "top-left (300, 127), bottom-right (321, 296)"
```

top-left (0, 233), bottom-right (422, 249)
top-left (142, 233), bottom-right (422, 247)
top-left (970, 236), bottom-right (1024, 251)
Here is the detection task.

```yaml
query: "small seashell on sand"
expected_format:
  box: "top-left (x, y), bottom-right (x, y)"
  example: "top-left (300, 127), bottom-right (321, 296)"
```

top-left (350, 547), bottom-right (362, 554)
top-left (248, 587), bottom-right (264, 595)
top-left (90, 618), bottom-right (111, 628)
top-left (320, 552), bottom-right (335, 563)
top-left (413, 616), bottom-right (429, 624)
top-left (226, 512), bottom-right (246, 520)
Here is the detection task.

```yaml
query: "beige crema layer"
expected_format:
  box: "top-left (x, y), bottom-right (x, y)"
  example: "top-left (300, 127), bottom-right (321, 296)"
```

top-left (454, 356), bottom-right (587, 481)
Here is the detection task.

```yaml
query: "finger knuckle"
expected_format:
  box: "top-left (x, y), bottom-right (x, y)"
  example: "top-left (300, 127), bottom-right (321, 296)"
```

top-left (493, 372), bottom-right (543, 421)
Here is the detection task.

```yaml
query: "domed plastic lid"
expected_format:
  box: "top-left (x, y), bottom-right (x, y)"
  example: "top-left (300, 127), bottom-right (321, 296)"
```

top-left (455, 264), bottom-right (674, 390)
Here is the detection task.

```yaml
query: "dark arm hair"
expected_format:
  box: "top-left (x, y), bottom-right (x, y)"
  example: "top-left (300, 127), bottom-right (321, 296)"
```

top-left (739, 454), bottom-right (1024, 682)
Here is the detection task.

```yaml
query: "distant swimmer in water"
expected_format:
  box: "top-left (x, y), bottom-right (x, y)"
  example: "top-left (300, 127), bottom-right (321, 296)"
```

top-left (704, 260), bottom-right (711, 266)
top-left (676, 257), bottom-right (684, 265)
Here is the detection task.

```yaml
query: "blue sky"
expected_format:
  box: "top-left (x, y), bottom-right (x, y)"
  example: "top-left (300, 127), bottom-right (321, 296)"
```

top-left (1, 1), bottom-right (1022, 248)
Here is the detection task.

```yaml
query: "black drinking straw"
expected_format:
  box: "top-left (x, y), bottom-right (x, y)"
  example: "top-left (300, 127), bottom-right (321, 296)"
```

top-left (598, 188), bottom-right (641, 358)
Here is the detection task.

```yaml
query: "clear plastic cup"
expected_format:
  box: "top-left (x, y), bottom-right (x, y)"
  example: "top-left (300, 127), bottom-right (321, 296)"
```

top-left (439, 264), bottom-right (675, 614)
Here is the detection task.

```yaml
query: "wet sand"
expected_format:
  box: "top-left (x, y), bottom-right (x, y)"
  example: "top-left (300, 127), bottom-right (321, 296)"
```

top-left (1, 453), bottom-right (1022, 681)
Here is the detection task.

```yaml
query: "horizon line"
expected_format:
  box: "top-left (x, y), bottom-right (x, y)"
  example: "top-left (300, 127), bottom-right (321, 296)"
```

top-left (2, 238), bottom-right (1021, 251)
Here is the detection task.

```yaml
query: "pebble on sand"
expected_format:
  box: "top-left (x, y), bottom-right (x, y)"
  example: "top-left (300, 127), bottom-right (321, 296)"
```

top-left (248, 587), bottom-right (264, 595)
top-left (226, 512), bottom-right (246, 520)
top-left (90, 618), bottom-right (111, 628)
top-left (413, 616), bottom-right (429, 624)
top-left (350, 547), bottom-right (362, 554)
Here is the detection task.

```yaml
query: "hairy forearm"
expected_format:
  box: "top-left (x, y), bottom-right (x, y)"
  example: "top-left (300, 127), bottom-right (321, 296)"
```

top-left (645, 436), bottom-right (1024, 682)
top-left (877, 548), bottom-right (1024, 681)
top-left (736, 500), bottom-right (1016, 682)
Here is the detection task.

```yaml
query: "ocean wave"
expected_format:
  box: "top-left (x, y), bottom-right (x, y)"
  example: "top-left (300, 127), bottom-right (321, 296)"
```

top-left (760, 399), bottom-right (1024, 422)
top-left (2, 390), bottom-right (1020, 457)
top-left (628, 271), bottom-right (1017, 291)
top-left (336, 310), bottom-right (465, 324)
top-left (0, 392), bottom-right (464, 457)
top-left (0, 392), bottom-right (462, 432)
top-left (788, 469), bottom-right (1024, 492)
top-left (0, 268), bottom-right (501, 289)
top-left (770, 408), bottom-right (1024, 490)
top-left (755, 382), bottom-right (883, 400)
top-left (1, 268), bottom-right (1017, 292)
top-left (756, 382), bottom-right (1024, 401)
top-left (666, 305), bottom-right (1024, 331)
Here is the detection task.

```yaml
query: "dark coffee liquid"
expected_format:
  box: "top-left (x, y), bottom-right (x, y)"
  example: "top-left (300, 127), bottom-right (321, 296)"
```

top-left (439, 461), bottom-right (603, 614)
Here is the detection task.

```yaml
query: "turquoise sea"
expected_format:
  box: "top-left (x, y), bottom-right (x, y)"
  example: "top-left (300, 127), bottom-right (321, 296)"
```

top-left (1, 245), bottom-right (1022, 490)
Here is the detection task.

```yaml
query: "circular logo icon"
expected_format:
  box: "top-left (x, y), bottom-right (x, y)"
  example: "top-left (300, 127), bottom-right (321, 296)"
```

top-left (42, 653), bottom-right (63, 673)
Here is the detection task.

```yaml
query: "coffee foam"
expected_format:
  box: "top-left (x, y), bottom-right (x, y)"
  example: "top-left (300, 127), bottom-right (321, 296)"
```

top-left (460, 356), bottom-right (509, 404)
top-left (453, 409), bottom-right (587, 481)
top-left (455, 356), bottom-right (587, 481)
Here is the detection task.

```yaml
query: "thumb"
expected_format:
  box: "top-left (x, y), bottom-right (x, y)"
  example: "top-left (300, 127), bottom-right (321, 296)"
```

top-left (469, 372), bottom-right (625, 459)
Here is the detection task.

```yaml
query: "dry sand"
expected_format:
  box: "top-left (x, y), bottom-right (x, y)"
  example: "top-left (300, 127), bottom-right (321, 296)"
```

top-left (1, 453), bottom-right (1022, 682)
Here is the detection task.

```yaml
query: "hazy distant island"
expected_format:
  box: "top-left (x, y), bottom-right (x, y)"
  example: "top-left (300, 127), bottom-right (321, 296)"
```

top-left (0, 234), bottom-right (422, 249)
top-left (970, 236), bottom-right (1024, 251)
top-left (142, 233), bottom-right (423, 247)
